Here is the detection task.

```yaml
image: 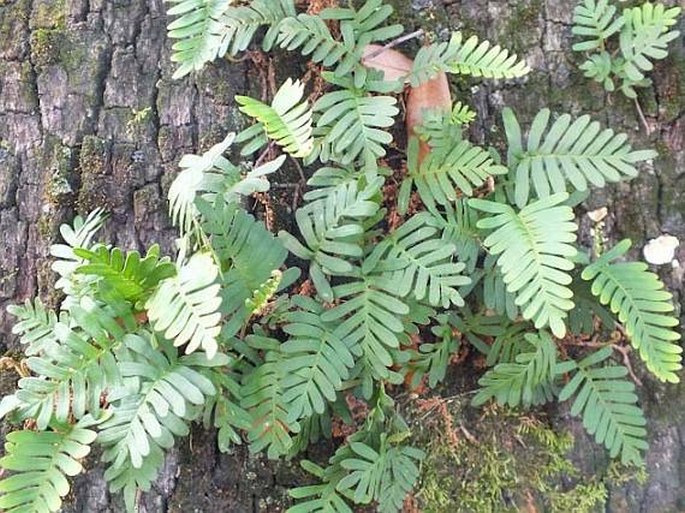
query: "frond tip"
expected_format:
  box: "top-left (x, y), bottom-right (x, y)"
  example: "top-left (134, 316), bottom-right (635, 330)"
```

top-left (582, 239), bottom-right (682, 383)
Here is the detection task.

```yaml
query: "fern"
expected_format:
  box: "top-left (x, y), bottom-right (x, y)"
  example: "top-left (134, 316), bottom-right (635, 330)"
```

top-left (241, 335), bottom-right (299, 459)
top-left (503, 107), bottom-right (657, 208)
top-left (408, 31), bottom-right (530, 86)
top-left (219, 0), bottom-right (296, 55)
top-left (6, 298), bottom-right (62, 356)
top-left (572, 0), bottom-right (624, 51)
top-left (7, 298), bottom-right (126, 429)
top-left (198, 198), bottom-right (288, 336)
top-left (236, 78), bottom-right (314, 158)
top-left (311, 73), bottom-right (399, 169)
top-left (430, 199), bottom-right (481, 274)
top-left (322, 271), bottom-right (409, 382)
top-left (582, 239), bottom-right (682, 383)
top-left (0, 416), bottom-right (98, 513)
top-left (362, 212), bottom-right (471, 308)
top-left (280, 297), bottom-right (355, 423)
top-left (400, 136), bottom-right (507, 212)
top-left (470, 193), bottom-right (578, 337)
top-left (166, 0), bottom-right (233, 79)
top-left (99, 333), bottom-right (222, 510)
top-left (279, 177), bottom-right (382, 301)
top-left (414, 101), bottom-right (477, 149)
top-left (558, 347), bottom-right (648, 465)
top-left (619, 3), bottom-right (681, 93)
top-left (146, 252), bottom-right (223, 358)
top-left (74, 244), bottom-right (176, 303)
top-left (473, 332), bottom-right (557, 407)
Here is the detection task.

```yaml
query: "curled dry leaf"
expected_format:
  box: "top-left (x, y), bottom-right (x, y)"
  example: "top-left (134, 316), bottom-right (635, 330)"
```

top-left (362, 43), bottom-right (452, 161)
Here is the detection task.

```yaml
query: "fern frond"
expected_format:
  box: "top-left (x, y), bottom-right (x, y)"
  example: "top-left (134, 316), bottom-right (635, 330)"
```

top-left (311, 75), bottom-right (399, 168)
top-left (322, 272), bottom-right (409, 381)
top-left (241, 335), bottom-right (299, 459)
top-left (50, 209), bottom-right (107, 295)
top-left (619, 3), bottom-right (681, 90)
top-left (581, 239), bottom-right (682, 383)
top-left (12, 297), bottom-right (126, 429)
top-left (236, 78), bottom-right (314, 158)
top-left (408, 31), bottom-right (530, 86)
top-left (166, 0), bottom-right (233, 79)
top-left (559, 346), bottom-right (648, 464)
top-left (403, 315), bottom-right (460, 389)
top-left (198, 198), bottom-right (287, 336)
top-left (572, 0), bottom-right (624, 52)
top-left (289, 460), bottom-right (353, 513)
top-left (146, 252), bottom-right (222, 358)
top-left (470, 193), bottom-right (578, 338)
top-left (429, 199), bottom-right (481, 274)
top-left (473, 332), bottom-right (557, 407)
top-left (99, 333), bottom-right (222, 509)
top-left (414, 101), bottom-right (476, 149)
top-left (481, 254), bottom-right (520, 321)
top-left (280, 297), bottom-right (355, 422)
top-left (279, 178), bottom-right (382, 301)
top-left (6, 298), bottom-right (62, 356)
top-left (503, 107), bottom-right (657, 208)
top-left (0, 416), bottom-right (98, 513)
top-left (303, 165), bottom-right (366, 202)
top-left (363, 213), bottom-right (471, 308)
top-left (402, 136), bottom-right (507, 211)
top-left (74, 244), bottom-right (176, 303)
top-left (219, 0), bottom-right (295, 55)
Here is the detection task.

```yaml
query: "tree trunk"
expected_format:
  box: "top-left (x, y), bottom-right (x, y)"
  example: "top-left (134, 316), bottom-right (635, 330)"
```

top-left (0, 0), bottom-right (683, 511)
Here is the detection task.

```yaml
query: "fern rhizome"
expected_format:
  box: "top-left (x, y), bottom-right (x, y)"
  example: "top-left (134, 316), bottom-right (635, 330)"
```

top-left (0, 1), bottom-right (682, 512)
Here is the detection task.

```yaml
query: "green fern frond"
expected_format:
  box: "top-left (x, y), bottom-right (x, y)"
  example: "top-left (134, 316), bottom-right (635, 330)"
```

top-left (0, 416), bottom-right (98, 513)
top-left (470, 193), bottom-right (578, 338)
top-left (322, 272), bottom-right (409, 382)
top-left (11, 297), bottom-right (126, 429)
top-left (279, 178), bottom-right (382, 301)
top-left (220, 0), bottom-right (295, 56)
top-left (280, 297), bottom-right (356, 422)
top-left (414, 101), bottom-right (476, 149)
top-left (429, 199), bottom-right (481, 274)
top-left (401, 136), bottom-right (507, 212)
top-left (241, 335), bottom-right (299, 459)
top-left (198, 198), bottom-right (288, 336)
top-left (289, 460), bottom-right (353, 513)
top-left (236, 78), bottom-right (314, 158)
top-left (408, 31), bottom-right (530, 86)
top-left (581, 239), bottom-right (682, 383)
top-left (572, 0), bottom-right (624, 51)
top-left (303, 165), bottom-right (366, 202)
top-left (481, 254), bottom-right (520, 321)
top-left (403, 315), bottom-right (461, 389)
top-left (74, 244), bottom-right (176, 303)
top-left (311, 74), bottom-right (399, 169)
top-left (166, 0), bottom-right (233, 79)
top-left (99, 333), bottom-right (222, 510)
top-left (473, 331), bottom-right (557, 407)
top-left (146, 252), bottom-right (222, 358)
top-left (363, 213), bottom-right (471, 308)
top-left (6, 298), bottom-right (62, 356)
top-left (503, 107), bottom-right (657, 208)
top-left (619, 3), bottom-right (681, 89)
top-left (50, 208), bottom-right (107, 295)
top-left (559, 346), bottom-right (648, 464)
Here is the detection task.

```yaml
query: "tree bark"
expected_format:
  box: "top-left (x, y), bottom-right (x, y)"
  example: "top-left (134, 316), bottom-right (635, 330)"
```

top-left (0, 0), bottom-right (683, 511)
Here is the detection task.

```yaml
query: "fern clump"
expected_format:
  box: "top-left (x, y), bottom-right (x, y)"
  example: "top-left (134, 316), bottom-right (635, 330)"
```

top-left (0, 1), bottom-right (680, 512)
top-left (572, 0), bottom-right (681, 97)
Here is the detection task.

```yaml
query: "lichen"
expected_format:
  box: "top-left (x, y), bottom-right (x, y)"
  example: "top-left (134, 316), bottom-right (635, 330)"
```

top-left (31, 0), bottom-right (66, 30)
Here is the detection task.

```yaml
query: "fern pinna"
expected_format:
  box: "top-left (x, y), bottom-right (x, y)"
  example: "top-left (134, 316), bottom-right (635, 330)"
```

top-left (0, 1), bottom-right (680, 512)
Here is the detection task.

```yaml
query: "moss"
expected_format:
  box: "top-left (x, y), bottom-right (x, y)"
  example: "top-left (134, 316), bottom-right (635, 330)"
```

top-left (31, 0), bottom-right (66, 29)
top-left (43, 137), bottom-right (75, 205)
top-left (411, 401), bottom-right (610, 512)
top-left (30, 28), bottom-right (65, 67)
top-left (76, 135), bottom-right (110, 212)
top-left (498, 0), bottom-right (544, 56)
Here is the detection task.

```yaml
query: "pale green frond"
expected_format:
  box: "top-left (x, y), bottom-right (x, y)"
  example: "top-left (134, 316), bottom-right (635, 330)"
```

top-left (503, 108), bottom-right (657, 208)
top-left (166, 0), bottom-right (233, 79)
top-left (582, 239), bottom-right (682, 383)
top-left (408, 31), bottom-right (530, 87)
top-left (414, 101), bottom-right (476, 150)
top-left (472, 331), bottom-right (558, 407)
top-left (146, 252), bottom-right (222, 358)
top-left (470, 193), bottom-right (578, 337)
top-left (6, 298), bottom-right (62, 356)
top-left (219, 0), bottom-right (295, 55)
top-left (0, 416), bottom-right (99, 513)
top-left (236, 78), bottom-right (314, 158)
top-left (572, 0), bottom-right (624, 52)
top-left (363, 213), bottom-right (471, 308)
top-left (559, 347), bottom-right (648, 465)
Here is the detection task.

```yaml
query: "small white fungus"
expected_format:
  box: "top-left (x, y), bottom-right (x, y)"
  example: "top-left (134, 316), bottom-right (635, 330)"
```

top-left (643, 235), bottom-right (680, 265)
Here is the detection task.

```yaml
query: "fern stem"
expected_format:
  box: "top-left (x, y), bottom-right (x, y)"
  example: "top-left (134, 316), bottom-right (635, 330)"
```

top-left (364, 29), bottom-right (425, 61)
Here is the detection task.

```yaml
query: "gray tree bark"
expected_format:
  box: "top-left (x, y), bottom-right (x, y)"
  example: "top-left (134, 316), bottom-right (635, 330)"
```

top-left (0, 0), bottom-right (683, 511)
